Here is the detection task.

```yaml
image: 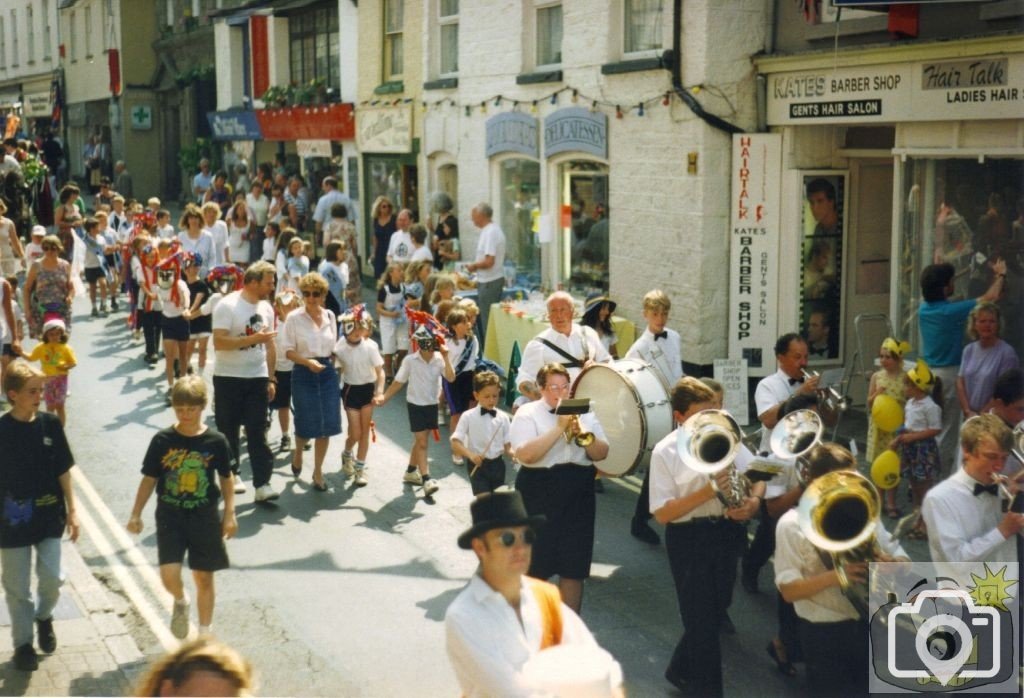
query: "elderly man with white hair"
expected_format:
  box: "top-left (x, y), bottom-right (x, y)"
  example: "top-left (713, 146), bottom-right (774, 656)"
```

top-left (465, 203), bottom-right (506, 348)
top-left (516, 291), bottom-right (611, 401)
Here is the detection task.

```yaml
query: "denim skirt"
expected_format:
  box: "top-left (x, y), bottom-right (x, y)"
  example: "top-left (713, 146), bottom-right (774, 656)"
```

top-left (291, 359), bottom-right (342, 439)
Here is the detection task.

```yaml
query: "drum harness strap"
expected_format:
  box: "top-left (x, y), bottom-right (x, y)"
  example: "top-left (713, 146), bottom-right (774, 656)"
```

top-left (527, 577), bottom-right (563, 649)
top-left (539, 331), bottom-right (589, 370)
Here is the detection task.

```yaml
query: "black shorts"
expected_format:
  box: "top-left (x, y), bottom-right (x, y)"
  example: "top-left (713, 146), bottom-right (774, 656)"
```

top-left (161, 315), bottom-right (190, 342)
top-left (155, 506), bottom-right (229, 572)
top-left (103, 253), bottom-right (117, 269)
top-left (407, 403), bottom-right (438, 432)
top-left (343, 382), bottom-right (375, 410)
top-left (268, 369), bottom-right (292, 410)
top-left (443, 371), bottom-right (475, 415)
top-left (470, 456), bottom-right (507, 495)
top-left (84, 266), bottom-right (106, 284)
top-left (515, 463), bottom-right (597, 580)
top-left (189, 314), bottom-right (212, 336)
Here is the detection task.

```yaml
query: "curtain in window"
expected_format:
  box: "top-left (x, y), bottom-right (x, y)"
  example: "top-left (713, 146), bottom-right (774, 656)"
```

top-left (625, 0), bottom-right (662, 54)
top-left (537, 5), bottom-right (563, 66)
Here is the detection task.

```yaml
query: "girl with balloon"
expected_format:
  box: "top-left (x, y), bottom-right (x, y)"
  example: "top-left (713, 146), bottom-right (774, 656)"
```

top-left (867, 338), bottom-right (910, 518)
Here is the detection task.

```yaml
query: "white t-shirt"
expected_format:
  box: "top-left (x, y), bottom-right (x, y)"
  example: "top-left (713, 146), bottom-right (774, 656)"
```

top-left (386, 230), bottom-right (414, 263)
top-left (409, 245), bottom-right (434, 263)
top-left (395, 351), bottom-right (447, 406)
top-left (333, 337), bottom-right (385, 385)
top-left (157, 280), bottom-right (191, 318)
top-left (204, 220), bottom-right (229, 266)
top-left (212, 291), bottom-right (275, 378)
top-left (25, 241), bottom-right (44, 265)
top-left (451, 405), bottom-right (511, 460)
top-left (474, 222), bottom-right (506, 284)
top-left (227, 222), bottom-right (250, 265)
top-left (157, 224), bottom-right (176, 240)
top-left (247, 193), bottom-right (269, 226)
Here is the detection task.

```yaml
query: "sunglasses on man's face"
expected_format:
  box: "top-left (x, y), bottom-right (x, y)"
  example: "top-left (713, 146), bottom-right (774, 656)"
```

top-left (42, 244), bottom-right (57, 251)
top-left (302, 290), bottom-right (322, 298)
top-left (494, 529), bottom-right (536, 548)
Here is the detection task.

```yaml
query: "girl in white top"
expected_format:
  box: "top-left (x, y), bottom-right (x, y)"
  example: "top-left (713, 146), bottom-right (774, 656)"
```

top-left (333, 306), bottom-right (385, 484)
top-left (177, 205), bottom-right (215, 278)
top-left (262, 222), bottom-right (280, 262)
top-left (0, 201), bottom-right (25, 276)
top-left (225, 201), bottom-right (251, 266)
top-left (201, 201), bottom-right (229, 267)
top-left (283, 237), bottom-right (309, 291)
top-left (442, 308), bottom-right (479, 455)
top-left (889, 359), bottom-right (942, 540)
top-left (155, 260), bottom-right (191, 401)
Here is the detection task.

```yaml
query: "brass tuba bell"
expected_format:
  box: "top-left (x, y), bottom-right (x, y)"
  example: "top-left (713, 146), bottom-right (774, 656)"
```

top-left (677, 409), bottom-right (751, 508)
top-left (769, 408), bottom-right (824, 485)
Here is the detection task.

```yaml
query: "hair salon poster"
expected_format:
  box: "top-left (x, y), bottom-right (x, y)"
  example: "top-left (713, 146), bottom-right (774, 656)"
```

top-left (728, 133), bottom-right (782, 376)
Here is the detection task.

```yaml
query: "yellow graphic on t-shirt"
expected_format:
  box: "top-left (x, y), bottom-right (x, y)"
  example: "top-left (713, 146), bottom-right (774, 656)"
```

top-left (159, 447), bottom-right (213, 509)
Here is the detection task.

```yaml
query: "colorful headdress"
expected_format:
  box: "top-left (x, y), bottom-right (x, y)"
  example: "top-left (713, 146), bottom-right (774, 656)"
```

top-left (907, 358), bottom-right (935, 391)
top-left (133, 209), bottom-right (156, 233)
top-left (340, 304), bottom-right (368, 337)
top-left (881, 337), bottom-right (911, 358)
top-left (156, 253), bottom-right (184, 306)
top-left (411, 325), bottom-right (437, 352)
top-left (405, 307), bottom-right (451, 350)
top-left (182, 252), bottom-right (203, 270)
top-left (206, 264), bottom-right (245, 292)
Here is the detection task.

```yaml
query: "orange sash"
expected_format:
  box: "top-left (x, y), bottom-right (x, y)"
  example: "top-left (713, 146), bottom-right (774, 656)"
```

top-left (527, 577), bottom-right (563, 649)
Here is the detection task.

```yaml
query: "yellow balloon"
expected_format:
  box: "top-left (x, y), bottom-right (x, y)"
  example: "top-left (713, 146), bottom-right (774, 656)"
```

top-left (871, 449), bottom-right (901, 490)
top-left (872, 395), bottom-right (904, 432)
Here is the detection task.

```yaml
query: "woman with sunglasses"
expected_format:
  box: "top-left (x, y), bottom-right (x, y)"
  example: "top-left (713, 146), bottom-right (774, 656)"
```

top-left (370, 196), bottom-right (396, 280)
top-left (23, 235), bottom-right (74, 340)
top-left (281, 272), bottom-right (340, 491)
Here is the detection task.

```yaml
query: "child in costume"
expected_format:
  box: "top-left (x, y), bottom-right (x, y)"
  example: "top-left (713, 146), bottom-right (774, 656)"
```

top-left (867, 337), bottom-right (910, 518)
top-left (890, 359), bottom-right (942, 540)
top-left (155, 251), bottom-right (192, 404)
top-left (450, 371), bottom-right (512, 494)
top-left (376, 262), bottom-right (408, 381)
top-left (182, 254), bottom-right (211, 376)
top-left (442, 307), bottom-right (479, 462)
top-left (333, 304), bottom-right (385, 486)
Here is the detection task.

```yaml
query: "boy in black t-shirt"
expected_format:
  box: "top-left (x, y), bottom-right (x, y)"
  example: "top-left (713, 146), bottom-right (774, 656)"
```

top-left (127, 375), bottom-right (237, 639)
top-left (0, 360), bottom-right (78, 672)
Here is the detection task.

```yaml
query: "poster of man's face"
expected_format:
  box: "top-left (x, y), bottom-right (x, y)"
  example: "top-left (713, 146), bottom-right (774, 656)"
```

top-left (801, 174), bottom-right (845, 362)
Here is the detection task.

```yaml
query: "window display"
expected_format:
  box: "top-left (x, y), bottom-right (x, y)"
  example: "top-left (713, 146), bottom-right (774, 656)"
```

top-left (499, 158), bottom-right (541, 289)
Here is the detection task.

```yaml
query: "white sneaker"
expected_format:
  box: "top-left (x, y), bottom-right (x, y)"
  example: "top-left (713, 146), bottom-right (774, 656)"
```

top-left (170, 598), bottom-right (190, 639)
top-left (452, 455), bottom-right (465, 466)
top-left (254, 484), bottom-right (280, 502)
top-left (403, 470), bottom-right (423, 486)
top-left (233, 478), bottom-right (247, 495)
top-left (423, 478), bottom-right (439, 496)
top-left (437, 407), bottom-right (446, 426)
top-left (341, 452), bottom-right (355, 477)
top-left (354, 469), bottom-right (368, 487)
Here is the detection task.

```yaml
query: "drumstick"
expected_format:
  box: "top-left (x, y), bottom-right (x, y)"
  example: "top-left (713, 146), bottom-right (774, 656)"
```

top-left (469, 425), bottom-right (503, 478)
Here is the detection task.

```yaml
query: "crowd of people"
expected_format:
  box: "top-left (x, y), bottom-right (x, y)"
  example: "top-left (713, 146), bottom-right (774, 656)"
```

top-left (0, 153), bottom-right (1022, 695)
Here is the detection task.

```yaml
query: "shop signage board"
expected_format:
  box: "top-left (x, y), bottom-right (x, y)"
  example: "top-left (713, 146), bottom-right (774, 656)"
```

top-left (357, 105), bottom-right (412, 153)
top-left (714, 358), bottom-right (750, 426)
top-left (296, 139), bottom-right (332, 158)
top-left (257, 103), bottom-right (355, 142)
top-left (544, 107), bottom-right (607, 159)
top-left (728, 133), bottom-right (782, 376)
top-left (130, 105), bottom-right (153, 130)
top-left (207, 110), bottom-right (263, 141)
top-left (766, 54), bottom-right (1024, 125)
top-left (485, 112), bottom-right (539, 158)
top-left (23, 91), bottom-right (52, 117)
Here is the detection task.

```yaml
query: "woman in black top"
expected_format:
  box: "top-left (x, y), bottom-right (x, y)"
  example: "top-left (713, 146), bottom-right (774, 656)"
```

top-left (371, 196), bottom-right (397, 280)
top-left (430, 192), bottom-right (459, 271)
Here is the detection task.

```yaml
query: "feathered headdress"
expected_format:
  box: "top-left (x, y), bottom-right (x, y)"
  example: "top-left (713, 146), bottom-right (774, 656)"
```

top-left (156, 252), bottom-right (185, 307)
top-left (405, 307), bottom-right (451, 351)
top-left (206, 264), bottom-right (245, 292)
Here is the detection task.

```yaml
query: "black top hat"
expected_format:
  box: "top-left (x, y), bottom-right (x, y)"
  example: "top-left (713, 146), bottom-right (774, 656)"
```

top-left (457, 491), bottom-right (546, 549)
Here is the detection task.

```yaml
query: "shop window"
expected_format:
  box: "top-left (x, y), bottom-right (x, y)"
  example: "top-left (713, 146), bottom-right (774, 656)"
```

top-left (561, 161), bottom-right (609, 294)
top-left (289, 8), bottom-right (341, 96)
top-left (536, 3), bottom-right (563, 68)
top-left (499, 159), bottom-right (542, 288)
top-left (384, 0), bottom-right (404, 80)
top-left (624, 0), bottom-right (662, 55)
top-left (799, 174), bottom-right (846, 362)
top-left (438, 0), bottom-right (458, 76)
top-left (896, 157), bottom-right (1024, 360)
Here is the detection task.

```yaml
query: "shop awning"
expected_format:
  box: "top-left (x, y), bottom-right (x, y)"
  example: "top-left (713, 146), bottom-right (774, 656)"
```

top-left (255, 103), bottom-right (355, 142)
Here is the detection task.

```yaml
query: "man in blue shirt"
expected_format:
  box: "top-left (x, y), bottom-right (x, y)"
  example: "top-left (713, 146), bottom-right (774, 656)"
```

top-left (918, 260), bottom-right (1006, 476)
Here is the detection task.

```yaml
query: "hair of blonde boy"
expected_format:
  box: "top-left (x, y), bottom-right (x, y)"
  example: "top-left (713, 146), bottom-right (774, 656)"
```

top-left (961, 413), bottom-right (1012, 454)
top-left (171, 375), bottom-right (208, 407)
top-left (643, 289), bottom-right (671, 313)
top-left (699, 377), bottom-right (723, 395)
top-left (3, 359), bottom-right (46, 396)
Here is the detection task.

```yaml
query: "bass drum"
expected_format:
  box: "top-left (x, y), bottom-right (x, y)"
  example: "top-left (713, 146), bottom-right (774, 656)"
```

top-left (570, 359), bottom-right (672, 477)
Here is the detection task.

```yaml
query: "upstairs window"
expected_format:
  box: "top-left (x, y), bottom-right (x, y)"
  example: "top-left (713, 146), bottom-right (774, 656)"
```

top-left (439, 0), bottom-right (458, 76)
top-left (536, 2), bottom-right (562, 67)
top-left (624, 0), bottom-right (663, 55)
top-left (42, 0), bottom-right (51, 59)
top-left (26, 5), bottom-right (34, 62)
top-left (384, 0), bottom-right (404, 80)
top-left (10, 10), bottom-right (18, 66)
top-left (288, 6), bottom-right (341, 95)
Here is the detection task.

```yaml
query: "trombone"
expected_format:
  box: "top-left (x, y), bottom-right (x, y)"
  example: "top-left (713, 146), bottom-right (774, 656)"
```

top-left (677, 409), bottom-right (751, 508)
top-left (801, 369), bottom-right (850, 412)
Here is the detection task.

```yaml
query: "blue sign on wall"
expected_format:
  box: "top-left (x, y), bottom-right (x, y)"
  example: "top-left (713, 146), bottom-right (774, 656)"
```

top-left (207, 110), bottom-right (263, 141)
top-left (543, 107), bottom-right (607, 159)
top-left (485, 112), bottom-right (539, 159)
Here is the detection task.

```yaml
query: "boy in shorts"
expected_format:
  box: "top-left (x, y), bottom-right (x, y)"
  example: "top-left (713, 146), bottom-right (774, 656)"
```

top-left (450, 371), bottom-right (511, 494)
top-left (127, 376), bottom-right (237, 638)
top-left (376, 325), bottom-right (455, 496)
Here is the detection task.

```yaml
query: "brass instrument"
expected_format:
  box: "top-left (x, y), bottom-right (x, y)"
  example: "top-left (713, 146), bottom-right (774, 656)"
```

top-left (797, 469), bottom-right (882, 617)
top-left (564, 414), bottom-right (595, 447)
top-left (801, 369), bottom-right (850, 412)
top-left (993, 422), bottom-right (1024, 514)
top-left (677, 409), bottom-right (751, 508)
top-left (769, 409), bottom-right (824, 485)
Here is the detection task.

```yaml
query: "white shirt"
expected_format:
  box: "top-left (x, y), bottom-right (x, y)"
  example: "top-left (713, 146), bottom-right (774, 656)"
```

top-left (246, 193), bottom-right (269, 226)
top-left (394, 351), bottom-right (447, 406)
top-left (386, 229), bottom-right (413, 263)
top-left (755, 368), bottom-right (799, 453)
top-left (626, 327), bottom-right (683, 386)
top-left (409, 245), bottom-right (434, 263)
top-left (648, 427), bottom-right (727, 521)
top-left (262, 237), bottom-right (277, 262)
top-left (204, 220), bottom-right (229, 266)
top-left (226, 223), bottom-right (250, 265)
top-left (157, 223), bottom-right (176, 240)
top-left (333, 337), bottom-right (384, 385)
top-left (451, 405), bottom-right (511, 459)
top-left (474, 221), bottom-right (506, 284)
top-left (312, 189), bottom-right (353, 227)
top-left (446, 575), bottom-right (621, 698)
top-left (157, 280), bottom-right (190, 318)
top-left (447, 335), bottom-right (479, 374)
top-left (904, 395), bottom-right (941, 431)
top-left (272, 328), bottom-right (294, 372)
top-left (281, 307), bottom-right (337, 359)
top-left (517, 325), bottom-right (611, 390)
top-left (177, 230), bottom-right (216, 277)
top-left (212, 291), bottom-right (274, 379)
top-left (774, 508), bottom-right (906, 622)
top-left (922, 468), bottom-right (1018, 564)
top-left (509, 399), bottom-right (606, 469)
top-left (25, 241), bottom-right (43, 265)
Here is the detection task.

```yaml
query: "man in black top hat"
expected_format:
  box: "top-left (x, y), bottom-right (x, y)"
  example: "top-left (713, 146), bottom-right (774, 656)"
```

top-left (444, 491), bottom-right (622, 697)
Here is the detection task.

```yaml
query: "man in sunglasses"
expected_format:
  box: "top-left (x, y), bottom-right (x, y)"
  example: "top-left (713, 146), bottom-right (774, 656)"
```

top-left (445, 490), bottom-right (622, 697)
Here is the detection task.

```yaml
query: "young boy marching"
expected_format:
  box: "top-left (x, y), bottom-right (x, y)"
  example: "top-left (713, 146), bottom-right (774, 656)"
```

top-left (126, 376), bottom-right (237, 639)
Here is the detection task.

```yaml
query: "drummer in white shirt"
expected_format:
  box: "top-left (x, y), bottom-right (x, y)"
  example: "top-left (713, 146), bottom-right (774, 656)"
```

top-left (516, 292), bottom-right (610, 401)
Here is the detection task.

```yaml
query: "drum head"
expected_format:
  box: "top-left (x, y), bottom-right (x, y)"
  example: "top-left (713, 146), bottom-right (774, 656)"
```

top-left (572, 363), bottom-right (647, 476)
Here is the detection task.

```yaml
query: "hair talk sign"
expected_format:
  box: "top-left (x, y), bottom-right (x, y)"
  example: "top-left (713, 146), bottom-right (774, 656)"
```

top-left (728, 133), bottom-right (782, 376)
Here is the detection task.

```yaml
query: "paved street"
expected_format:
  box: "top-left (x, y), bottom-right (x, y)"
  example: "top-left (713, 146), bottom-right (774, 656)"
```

top-left (1, 293), bottom-right (928, 697)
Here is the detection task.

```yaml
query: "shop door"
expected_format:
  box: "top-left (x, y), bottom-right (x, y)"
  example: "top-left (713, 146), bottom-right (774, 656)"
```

top-left (844, 159), bottom-right (893, 404)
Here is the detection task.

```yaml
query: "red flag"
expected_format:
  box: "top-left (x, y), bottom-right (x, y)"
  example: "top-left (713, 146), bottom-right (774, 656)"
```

top-left (108, 49), bottom-right (121, 96)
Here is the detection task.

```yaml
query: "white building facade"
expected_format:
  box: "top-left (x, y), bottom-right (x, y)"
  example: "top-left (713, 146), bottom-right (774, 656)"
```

top-left (0, 0), bottom-right (61, 139)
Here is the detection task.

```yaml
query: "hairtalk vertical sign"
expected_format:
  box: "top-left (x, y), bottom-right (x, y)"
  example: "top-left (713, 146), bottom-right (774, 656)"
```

top-left (728, 133), bottom-right (781, 376)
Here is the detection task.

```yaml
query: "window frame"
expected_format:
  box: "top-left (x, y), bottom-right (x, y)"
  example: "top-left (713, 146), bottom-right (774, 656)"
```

top-left (10, 9), bottom-right (18, 67)
top-left (383, 0), bottom-right (404, 81)
top-left (84, 5), bottom-right (92, 59)
top-left (437, 0), bottom-right (458, 78)
top-left (26, 4), bottom-right (34, 64)
top-left (287, 6), bottom-right (341, 97)
top-left (622, 0), bottom-right (664, 58)
top-left (68, 10), bottom-right (75, 62)
top-left (534, 1), bottom-right (563, 70)
top-left (0, 16), bottom-right (6, 69)
top-left (42, 0), bottom-right (51, 60)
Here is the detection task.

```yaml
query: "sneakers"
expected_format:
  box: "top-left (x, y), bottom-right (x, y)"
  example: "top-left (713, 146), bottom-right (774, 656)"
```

top-left (91, 307), bottom-right (99, 318)
top-left (170, 598), bottom-right (190, 639)
top-left (234, 477), bottom-right (247, 495)
top-left (279, 434), bottom-right (291, 452)
top-left (437, 407), bottom-right (446, 426)
top-left (36, 618), bottom-right (56, 653)
top-left (354, 468), bottom-right (368, 487)
top-left (254, 484), bottom-right (280, 502)
top-left (452, 455), bottom-right (465, 466)
top-left (402, 469), bottom-right (423, 486)
top-left (341, 451), bottom-right (356, 476)
top-left (110, 299), bottom-right (119, 311)
top-left (132, 329), bottom-right (142, 342)
top-left (13, 643), bottom-right (38, 671)
top-left (99, 304), bottom-right (109, 317)
top-left (423, 478), bottom-right (439, 496)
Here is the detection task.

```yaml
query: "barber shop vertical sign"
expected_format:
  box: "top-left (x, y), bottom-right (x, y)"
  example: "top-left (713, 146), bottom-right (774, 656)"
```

top-left (728, 133), bottom-right (781, 376)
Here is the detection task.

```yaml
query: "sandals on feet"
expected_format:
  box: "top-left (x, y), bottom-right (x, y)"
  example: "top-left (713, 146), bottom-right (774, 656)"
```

top-left (766, 641), bottom-right (797, 677)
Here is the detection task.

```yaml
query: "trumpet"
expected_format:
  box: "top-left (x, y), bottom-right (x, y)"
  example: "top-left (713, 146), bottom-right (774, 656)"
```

top-left (769, 408), bottom-right (824, 485)
top-left (677, 409), bottom-right (751, 508)
top-left (801, 369), bottom-right (850, 412)
top-left (563, 414), bottom-right (595, 447)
